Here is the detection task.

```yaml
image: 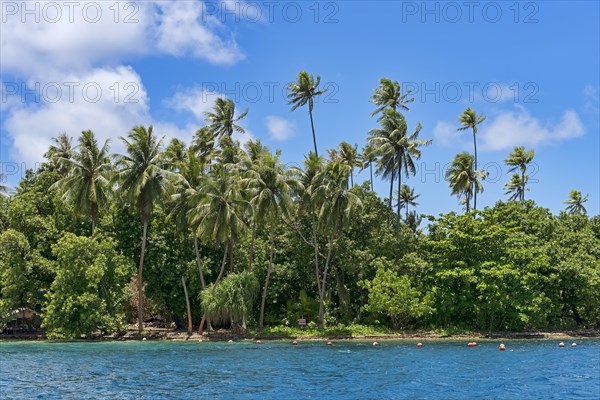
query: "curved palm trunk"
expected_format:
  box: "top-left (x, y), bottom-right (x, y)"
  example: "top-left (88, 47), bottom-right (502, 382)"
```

top-left (308, 106), bottom-right (319, 157)
top-left (311, 213), bottom-right (322, 295)
top-left (472, 131), bottom-right (478, 210)
top-left (181, 276), bottom-right (192, 334)
top-left (318, 219), bottom-right (339, 326)
top-left (137, 218), bottom-right (149, 333)
top-left (259, 226), bottom-right (275, 328)
top-left (389, 169), bottom-right (395, 209)
top-left (248, 222), bottom-right (256, 272)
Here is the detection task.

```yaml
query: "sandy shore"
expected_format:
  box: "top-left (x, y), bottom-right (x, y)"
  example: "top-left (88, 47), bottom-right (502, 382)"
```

top-left (2, 328), bottom-right (599, 342)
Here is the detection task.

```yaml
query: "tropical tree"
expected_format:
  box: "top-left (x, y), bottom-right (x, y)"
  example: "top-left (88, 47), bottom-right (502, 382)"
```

top-left (504, 146), bottom-right (534, 201)
top-left (504, 174), bottom-right (527, 201)
top-left (114, 125), bottom-right (175, 333)
top-left (445, 152), bottom-right (485, 213)
top-left (51, 130), bottom-right (111, 235)
top-left (243, 149), bottom-right (301, 328)
top-left (191, 126), bottom-right (217, 164)
top-left (368, 109), bottom-right (431, 221)
top-left (370, 78), bottom-right (414, 116)
top-left (44, 133), bottom-right (73, 176)
top-left (312, 159), bottom-right (362, 325)
top-left (564, 190), bottom-right (589, 214)
top-left (457, 109), bottom-right (486, 209)
top-left (360, 145), bottom-right (376, 191)
top-left (397, 184), bottom-right (419, 220)
top-left (204, 97), bottom-right (248, 139)
top-left (328, 142), bottom-right (362, 187)
top-left (287, 71), bottom-right (328, 157)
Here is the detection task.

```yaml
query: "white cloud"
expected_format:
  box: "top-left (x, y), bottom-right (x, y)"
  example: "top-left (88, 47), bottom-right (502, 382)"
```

top-left (434, 106), bottom-right (585, 152)
top-left (4, 66), bottom-right (150, 165)
top-left (479, 106), bottom-right (585, 151)
top-left (167, 87), bottom-right (223, 121)
top-left (583, 85), bottom-right (599, 115)
top-left (265, 116), bottom-right (295, 141)
top-left (1, 1), bottom-right (244, 78)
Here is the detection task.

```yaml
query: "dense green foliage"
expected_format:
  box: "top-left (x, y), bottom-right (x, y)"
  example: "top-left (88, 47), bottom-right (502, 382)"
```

top-left (0, 75), bottom-right (598, 338)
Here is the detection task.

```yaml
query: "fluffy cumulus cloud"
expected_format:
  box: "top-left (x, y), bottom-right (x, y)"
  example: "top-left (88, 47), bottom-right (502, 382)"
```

top-left (1, 1), bottom-right (247, 167)
top-left (434, 106), bottom-right (585, 152)
top-left (4, 66), bottom-right (150, 165)
top-left (265, 116), bottom-right (296, 141)
top-left (167, 87), bottom-right (223, 121)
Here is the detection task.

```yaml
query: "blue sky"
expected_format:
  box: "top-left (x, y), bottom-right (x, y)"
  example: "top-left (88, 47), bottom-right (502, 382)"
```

top-left (1, 0), bottom-right (598, 216)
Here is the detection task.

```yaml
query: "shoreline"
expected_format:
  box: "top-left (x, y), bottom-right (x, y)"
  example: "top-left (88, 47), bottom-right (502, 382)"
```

top-left (2, 329), bottom-right (599, 342)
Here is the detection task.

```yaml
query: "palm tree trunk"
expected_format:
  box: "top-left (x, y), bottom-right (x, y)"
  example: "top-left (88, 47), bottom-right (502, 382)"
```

top-left (248, 222), bottom-right (256, 272)
top-left (370, 163), bottom-right (374, 191)
top-left (194, 234), bottom-right (206, 290)
top-left (213, 240), bottom-right (230, 290)
top-left (406, 201), bottom-right (409, 220)
top-left (521, 169), bottom-right (525, 201)
top-left (318, 219), bottom-right (339, 326)
top-left (91, 203), bottom-right (98, 237)
top-left (259, 226), bottom-right (275, 328)
top-left (91, 220), bottom-right (96, 237)
top-left (311, 213), bottom-right (322, 295)
top-left (309, 107), bottom-right (319, 157)
top-left (229, 240), bottom-right (234, 273)
top-left (181, 276), bottom-right (192, 334)
top-left (473, 131), bottom-right (478, 210)
top-left (389, 169), bottom-right (395, 209)
top-left (137, 218), bottom-right (149, 334)
top-left (350, 169), bottom-right (354, 187)
top-left (397, 164), bottom-right (402, 223)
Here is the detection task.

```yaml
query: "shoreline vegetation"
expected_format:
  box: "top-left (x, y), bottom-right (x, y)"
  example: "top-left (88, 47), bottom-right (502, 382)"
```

top-left (1, 74), bottom-right (598, 340)
top-left (2, 327), bottom-right (599, 342)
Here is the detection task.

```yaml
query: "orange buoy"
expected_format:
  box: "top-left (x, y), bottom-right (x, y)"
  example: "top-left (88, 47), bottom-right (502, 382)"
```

top-left (417, 342), bottom-right (423, 348)
top-left (499, 344), bottom-right (505, 351)
top-left (467, 342), bottom-right (477, 347)
top-left (373, 342), bottom-right (379, 347)
top-left (559, 342), bottom-right (565, 347)
top-left (292, 340), bottom-right (298, 345)
top-left (255, 340), bottom-right (262, 345)
top-left (326, 341), bottom-right (333, 346)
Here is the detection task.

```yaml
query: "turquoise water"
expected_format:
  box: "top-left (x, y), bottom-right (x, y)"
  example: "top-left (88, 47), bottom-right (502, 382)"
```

top-left (1, 340), bottom-right (599, 399)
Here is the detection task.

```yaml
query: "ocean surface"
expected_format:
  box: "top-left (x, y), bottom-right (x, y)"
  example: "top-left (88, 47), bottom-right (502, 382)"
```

top-left (1, 339), bottom-right (599, 399)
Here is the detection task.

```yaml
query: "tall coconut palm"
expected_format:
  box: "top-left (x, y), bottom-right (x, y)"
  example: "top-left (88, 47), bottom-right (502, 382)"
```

top-left (564, 190), bottom-right (589, 214)
top-left (312, 160), bottom-right (362, 325)
top-left (370, 78), bottom-right (414, 116)
top-left (191, 126), bottom-right (217, 164)
top-left (360, 144), bottom-right (376, 191)
top-left (445, 152), bottom-right (485, 213)
top-left (328, 142), bottom-right (362, 187)
top-left (51, 130), bottom-right (111, 236)
top-left (287, 71), bottom-right (328, 157)
top-left (368, 109), bottom-right (431, 221)
top-left (457, 109), bottom-right (486, 209)
top-left (397, 184), bottom-right (419, 220)
top-left (204, 97), bottom-right (248, 139)
top-left (504, 146), bottom-right (534, 201)
top-left (504, 174), bottom-right (527, 201)
top-left (243, 149), bottom-right (301, 328)
top-left (44, 132), bottom-right (73, 176)
top-left (164, 138), bottom-right (188, 169)
top-left (114, 125), bottom-right (175, 333)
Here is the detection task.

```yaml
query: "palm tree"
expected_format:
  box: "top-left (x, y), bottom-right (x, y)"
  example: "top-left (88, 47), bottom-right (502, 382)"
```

top-left (328, 142), bottom-right (362, 187)
top-left (397, 184), bottom-right (419, 220)
top-left (114, 125), bottom-right (175, 333)
top-left (370, 78), bottom-right (414, 116)
top-left (204, 97), bottom-right (248, 139)
top-left (52, 130), bottom-right (112, 236)
top-left (445, 152), bottom-right (485, 213)
top-left (287, 71), bottom-right (328, 157)
top-left (564, 190), bottom-right (589, 214)
top-left (312, 160), bottom-right (362, 325)
top-left (504, 146), bottom-right (534, 201)
top-left (360, 144), bottom-right (376, 191)
top-left (457, 109), bottom-right (486, 209)
top-left (243, 149), bottom-right (301, 328)
top-left (191, 126), bottom-right (217, 164)
top-left (504, 173), bottom-right (527, 201)
top-left (44, 132), bottom-right (73, 176)
top-left (164, 138), bottom-right (188, 169)
top-left (368, 109), bottom-right (431, 221)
